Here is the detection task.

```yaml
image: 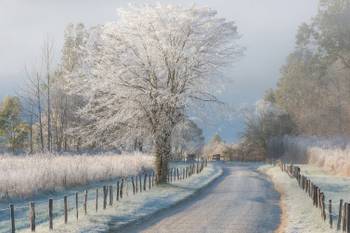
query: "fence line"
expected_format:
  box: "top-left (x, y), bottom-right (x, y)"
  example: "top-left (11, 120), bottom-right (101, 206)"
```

top-left (5, 160), bottom-right (208, 232)
top-left (279, 161), bottom-right (349, 232)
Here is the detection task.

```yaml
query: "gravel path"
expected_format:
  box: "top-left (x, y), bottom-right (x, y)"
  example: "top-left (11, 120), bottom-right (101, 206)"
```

top-left (117, 163), bottom-right (281, 233)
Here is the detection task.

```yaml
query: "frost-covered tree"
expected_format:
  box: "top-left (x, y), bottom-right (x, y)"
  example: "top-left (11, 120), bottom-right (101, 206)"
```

top-left (68, 4), bottom-right (242, 182)
top-left (241, 100), bottom-right (295, 160)
top-left (171, 119), bottom-right (204, 159)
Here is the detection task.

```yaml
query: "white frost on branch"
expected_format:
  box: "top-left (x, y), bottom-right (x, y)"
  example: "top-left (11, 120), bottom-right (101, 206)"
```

top-left (67, 4), bottom-right (242, 153)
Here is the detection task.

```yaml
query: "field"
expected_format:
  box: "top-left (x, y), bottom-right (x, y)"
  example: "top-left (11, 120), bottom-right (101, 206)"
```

top-left (0, 153), bottom-right (154, 199)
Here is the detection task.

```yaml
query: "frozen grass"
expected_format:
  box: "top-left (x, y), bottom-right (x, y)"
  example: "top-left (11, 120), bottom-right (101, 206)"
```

top-left (0, 153), bottom-right (154, 199)
top-left (260, 165), bottom-right (337, 233)
top-left (277, 136), bottom-right (350, 176)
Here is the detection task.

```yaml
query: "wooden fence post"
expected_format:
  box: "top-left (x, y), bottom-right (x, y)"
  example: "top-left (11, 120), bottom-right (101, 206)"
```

top-left (95, 189), bottom-right (98, 212)
top-left (84, 190), bottom-right (88, 215)
top-left (64, 196), bottom-right (68, 223)
top-left (149, 173), bottom-right (151, 190)
top-left (329, 199), bottom-right (333, 228)
top-left (109, 186), bottom-right (113, 206)
top-left (103, 186), bottom-right (107, 209)
top-left (49, 199), bottom-right (53, 230)
top-left (117, 181), bottom-right (120, 200)
top-left (343, 203), bottom-right (347, 232)
top-left (135, 177), bottom-right (138, 193)
top-left (172, 168), bottom-right (175, 181)
top-left (30, 202), bottom-right (35, 232)
top-left (167, 169), bottom-right (170, 183)
top-left (75, 192), bottom-right (79, 220)
top-left (139, 175), bottom-right (142, 192)
top-left (171, 168), bottom-right (173, 181)
top-left (347, 203), bottom-right (350, 233)
top-left (338, 199), bottom-right (343, 230)
top-left (10, 204), bottom-right (15, 233)
top-left (120, 179), bottom-right (124, 198)
top-left (313, 186), bottom-right (317, 206)
top-left (131, 177), bottom-right (136, 194)
top-left (321, 193), bottom-right (326, 221)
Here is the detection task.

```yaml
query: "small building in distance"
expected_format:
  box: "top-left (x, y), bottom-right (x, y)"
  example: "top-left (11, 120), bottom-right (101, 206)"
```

top-left (186, 153), bottom-right (196, 161)
top-left (212, 154), bottom-right (221, 161)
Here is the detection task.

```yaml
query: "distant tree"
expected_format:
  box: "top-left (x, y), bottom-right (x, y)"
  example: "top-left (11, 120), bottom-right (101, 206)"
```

top-left (210, 134), bottom-right (223, 144)
top-left (0, 96), bottom-right (29, 153)
top-left (42, 38), bottom-right (55, 152)
top-left (203, 133), bottom-right (227, 158)
top-left (272, 0), bottom-right (350, 137)
top-left (241, 100), bottom-right (295, 159)
top-left (263, 89), bottom-right (276, 103)
top-left (171, 119), bottom-right (205, 159)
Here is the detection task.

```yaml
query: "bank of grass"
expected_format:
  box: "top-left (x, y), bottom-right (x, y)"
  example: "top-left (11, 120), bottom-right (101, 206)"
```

top-left (0, 152), bottom-right (154, 198)
top-left (277, 136), bottom-right (350, 176)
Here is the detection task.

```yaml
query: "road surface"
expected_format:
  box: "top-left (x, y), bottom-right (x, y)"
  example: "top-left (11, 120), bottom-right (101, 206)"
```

top-left (115, 163), bottom-right (281, 233)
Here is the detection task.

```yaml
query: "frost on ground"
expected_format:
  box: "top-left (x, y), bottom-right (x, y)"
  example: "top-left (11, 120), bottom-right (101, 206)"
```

top-left (17, 163), bottom-right (222, 233)
top-left (260, 165), bottom-right (338, 233)
top-left (0, 152), bottom-right (154, 198)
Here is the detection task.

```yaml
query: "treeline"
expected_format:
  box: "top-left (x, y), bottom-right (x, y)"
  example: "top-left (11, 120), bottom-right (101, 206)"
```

top-left (240, 0), bottom-right (350, 159)
top-left (0, 23), bottom-right (204, 155)
top-left (274, 0), bottom-right (350, 136)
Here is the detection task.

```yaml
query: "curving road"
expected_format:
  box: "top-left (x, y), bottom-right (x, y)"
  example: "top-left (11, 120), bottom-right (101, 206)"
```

top-left (116, 163), bottom-right (281, 233)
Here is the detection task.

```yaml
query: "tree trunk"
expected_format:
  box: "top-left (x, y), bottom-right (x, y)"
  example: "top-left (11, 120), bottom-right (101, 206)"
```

top-left (29, 109), bottom-right (33, 154)
top-left (154, 131), bottom-right (172, 183)
top-left (36, 74), bottom-right (44, 152)
top-left (47, 72), bottom-right (51, 152)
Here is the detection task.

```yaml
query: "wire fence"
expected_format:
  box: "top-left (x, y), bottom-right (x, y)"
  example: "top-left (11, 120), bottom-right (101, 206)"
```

top-left (1, 160), bottom-right (208, 233)
top-left (278, 161), bottom-right (349, 232)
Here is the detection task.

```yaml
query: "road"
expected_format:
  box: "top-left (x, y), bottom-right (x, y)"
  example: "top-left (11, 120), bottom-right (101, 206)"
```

top-left (116, 163), bottom-right (281, 233)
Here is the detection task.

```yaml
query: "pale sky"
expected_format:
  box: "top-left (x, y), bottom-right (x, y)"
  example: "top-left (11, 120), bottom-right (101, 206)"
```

top-left (0, 0), bottom-right (319, 142)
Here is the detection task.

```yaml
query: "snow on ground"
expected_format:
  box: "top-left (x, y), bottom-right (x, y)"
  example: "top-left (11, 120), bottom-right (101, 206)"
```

top-left (0, 152), bottom-right (154, 199)
top-left (260, 165), bottom-right (337, 233)
top-left (16, 162), bottom-right (222, 233)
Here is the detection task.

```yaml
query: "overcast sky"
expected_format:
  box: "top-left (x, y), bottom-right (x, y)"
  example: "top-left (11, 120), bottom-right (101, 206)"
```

top-left (0, 0), bottom-right (319, 142)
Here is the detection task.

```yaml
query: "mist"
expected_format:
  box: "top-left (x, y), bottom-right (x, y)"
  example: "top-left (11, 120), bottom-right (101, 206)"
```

top-left (0, 0), bottom-right (318, 141)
